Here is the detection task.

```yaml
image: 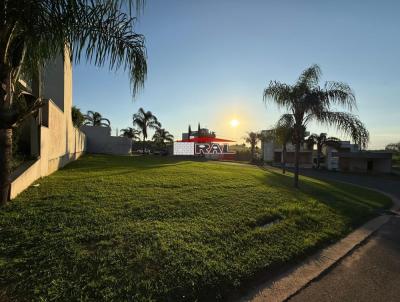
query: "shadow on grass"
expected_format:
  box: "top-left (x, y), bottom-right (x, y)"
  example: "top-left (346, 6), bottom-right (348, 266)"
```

top-left (258, 168), bottom-right (392, 228)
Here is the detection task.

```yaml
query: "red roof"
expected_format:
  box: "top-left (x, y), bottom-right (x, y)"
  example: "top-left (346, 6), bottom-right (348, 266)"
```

top-left (176, 137), bottom-right (235, 143)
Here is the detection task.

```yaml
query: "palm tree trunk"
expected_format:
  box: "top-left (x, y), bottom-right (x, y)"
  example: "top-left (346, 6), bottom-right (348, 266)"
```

top-left (294, 140), bottom-right (300, 188)
top-left (282, 144), bottom-right (286, 174)
top-left (0, 128), bottom-right (12, 206)
top-left (0, 70), bottom-right (13, 205)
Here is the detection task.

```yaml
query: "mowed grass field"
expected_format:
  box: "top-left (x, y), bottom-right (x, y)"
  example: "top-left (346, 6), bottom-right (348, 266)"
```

top-left (0, 155), bottom-right (392, 301)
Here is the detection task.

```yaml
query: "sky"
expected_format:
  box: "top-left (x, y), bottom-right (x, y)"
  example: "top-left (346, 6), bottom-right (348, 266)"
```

top-left (73, 0), bottom-right (400, 149)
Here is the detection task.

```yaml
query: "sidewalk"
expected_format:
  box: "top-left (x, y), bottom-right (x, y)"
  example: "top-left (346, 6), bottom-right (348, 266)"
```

top-left (240, 168), bottom-right (400, 302)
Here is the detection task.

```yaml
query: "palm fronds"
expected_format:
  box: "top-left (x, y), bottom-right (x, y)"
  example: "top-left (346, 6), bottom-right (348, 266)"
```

top-left (83, 111), bottom-right (110, 127)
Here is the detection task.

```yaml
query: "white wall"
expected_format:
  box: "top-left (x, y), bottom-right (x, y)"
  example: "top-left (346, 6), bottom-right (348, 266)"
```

top-left (10, 49), bottom-right (86, 199)
top-left (262, 142), bottom-right (274, 162)
top-left (173, 142), bottom-right (194, 155)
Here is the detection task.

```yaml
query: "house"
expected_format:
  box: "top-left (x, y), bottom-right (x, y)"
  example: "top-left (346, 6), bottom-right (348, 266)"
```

top-left (260, 129), bottom-right (313, 168)
top-left (324, 141), bottom-right (392, 173)
top-left (10, 50), bottom-right (86, 199)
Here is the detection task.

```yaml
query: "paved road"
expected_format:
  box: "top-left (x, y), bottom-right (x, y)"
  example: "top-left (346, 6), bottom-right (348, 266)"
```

top-left (289, 170), bottom-right (400, 302)
top-left (297, 169), bottom-right (400, 200)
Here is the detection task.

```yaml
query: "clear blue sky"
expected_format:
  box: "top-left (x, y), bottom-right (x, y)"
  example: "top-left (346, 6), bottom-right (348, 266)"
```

top-left (73, 0), bottom-right (400, 149)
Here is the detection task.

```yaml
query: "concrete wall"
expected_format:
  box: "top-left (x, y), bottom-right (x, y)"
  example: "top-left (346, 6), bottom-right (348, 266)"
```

top-left (339, 157), bottom-right (392, 173)
top-left (372, 158), bottom-right (392, 173)
top-left (262, 142), bottom-right (274, 162)
top-left (80, 125), bottom-right (132, 155)
top-left (10, 49), bottom-right (86, 199)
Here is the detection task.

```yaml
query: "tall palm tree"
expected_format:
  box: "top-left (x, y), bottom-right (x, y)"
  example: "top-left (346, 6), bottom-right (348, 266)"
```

top-left (264, 65), bottom-right (369, 187)
top-left (244, 131), bottom-right (261, 161)
top-left (83, 111), bottom-right (111, 127)
top-left (307, 133), bottom-right (340, 169)
top-left (0, 0), bottom-right (147, 205)
top-left (273, 115), bottom-right (295, 174)
top-left (120, 127), bottom-right (141, 141)
top-left (132, 108), bottom-right (161, 152)
top-left (153, 128), bottom-right (174, 146)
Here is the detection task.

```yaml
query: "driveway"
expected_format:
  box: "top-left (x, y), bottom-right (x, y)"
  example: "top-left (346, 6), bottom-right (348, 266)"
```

top-left (289, 170), bottom-right (400, 302)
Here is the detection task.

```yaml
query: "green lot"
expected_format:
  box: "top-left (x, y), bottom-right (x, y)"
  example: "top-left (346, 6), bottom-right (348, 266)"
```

top-left (0, 155), bottom-right (392, 301)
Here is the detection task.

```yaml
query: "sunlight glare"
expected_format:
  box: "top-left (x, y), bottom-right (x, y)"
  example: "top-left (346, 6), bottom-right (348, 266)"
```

top-left (230, 119), bottom-right (239, 128)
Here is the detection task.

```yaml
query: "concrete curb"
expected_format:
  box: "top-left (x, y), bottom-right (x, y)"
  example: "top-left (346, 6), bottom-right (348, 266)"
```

top-left (238, 169), bottom-right (400, 302)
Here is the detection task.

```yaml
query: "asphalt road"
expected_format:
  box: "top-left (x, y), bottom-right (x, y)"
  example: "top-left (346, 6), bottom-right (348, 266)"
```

top-left (289, 170), bottom-right (400, 302)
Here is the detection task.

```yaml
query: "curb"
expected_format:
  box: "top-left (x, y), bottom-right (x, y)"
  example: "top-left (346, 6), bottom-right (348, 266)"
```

top-left (238, 169), bottom-right (399, 302)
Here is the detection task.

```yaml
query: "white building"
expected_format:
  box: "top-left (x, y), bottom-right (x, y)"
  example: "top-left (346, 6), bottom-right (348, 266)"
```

top-left (260, 130), bottom-right (314, 168)
top-left (323, 141), bottom-right (392, 173)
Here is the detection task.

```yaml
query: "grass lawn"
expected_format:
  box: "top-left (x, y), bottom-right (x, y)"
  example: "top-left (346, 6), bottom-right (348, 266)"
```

top-left (0, 155), bottom-right (392, 301)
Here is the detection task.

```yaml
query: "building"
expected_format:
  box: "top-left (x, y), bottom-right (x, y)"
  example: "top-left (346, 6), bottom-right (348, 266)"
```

top-left (174, 125), bottom-right (235, 160)
top-left (181, 124), bottom-right (216, 140)
top-left (260, 129), bottom-right (313, 168)
top-left (80, 125), bottom-right (132, 155)
top-left (324, 141), bottom-right (392, 173)
top-left (10, 51), bottom-right (86, 199)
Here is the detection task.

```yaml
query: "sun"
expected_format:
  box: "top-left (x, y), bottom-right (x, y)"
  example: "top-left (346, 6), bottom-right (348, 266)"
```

top-left (230, 119), bottom-right (239, 128)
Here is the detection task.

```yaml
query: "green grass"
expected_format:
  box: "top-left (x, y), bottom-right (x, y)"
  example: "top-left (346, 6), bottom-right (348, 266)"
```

top-left (0, 155), bottom-right (392, 301)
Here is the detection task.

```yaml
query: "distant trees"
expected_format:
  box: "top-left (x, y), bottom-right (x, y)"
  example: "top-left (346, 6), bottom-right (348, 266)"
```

top-left (153, 128), bottom-right (174, 146)
top-left (126, 108), bottom-right (174, 153)
top-left (71, 106), bottom-right (85, 128)
top-left (307, 133), bottom-right (340, 169)
top-left (273, 115), bottom-right (295, 174)
top-left (385, 142), bottom-right (400, 153)
top-left (244, 132), bottom-right (261, 161)
top-left (120, 127), bottom-right (141, 141)
top-left (132, 108), bottom-right (161, 143)
top-left (264, 64), bottom-right (369, 187)
top-left (83, 111), bottom-right (111, 127)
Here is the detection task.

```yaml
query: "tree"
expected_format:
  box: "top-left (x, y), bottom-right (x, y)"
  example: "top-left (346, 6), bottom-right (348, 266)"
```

top-left (188, 125), bottom-right (192, 139)
top-left (0, 0), bottom-right (147, 205)
top-left (132, 108), bottom-right (161, 152)
top-left (71, 106), bottom-right (85, 128)
top-left (83, 111), bottom-right (111, 127)
top-left (385, 142), bottom-right (400, 153)
top-left (307, 133), bottom-right (340, 169)
top-left (274, 115), bottom-right (295, 174)
top-left (244, 131), bottom-right (261, 161)
top-left (153, 128), bottom-right (174, 146)
top-left (263, 64), bottom-right (369, 187)
top-left (120, 127), bottom-right (141, 141)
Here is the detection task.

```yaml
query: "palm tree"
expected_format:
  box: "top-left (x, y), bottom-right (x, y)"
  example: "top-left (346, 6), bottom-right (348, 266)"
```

top-left (273, 115), bottom-right (295, 174)
top-left (71, 106), bottom-right (85, 128)
top-left (0, 0), bottom-right (147, 205)
top-left (153, 128), bottom-right (174, 146)
top-left (264, 65), bottom-right (369, 187)
top-left (132, 108), bottom-right (161, 152)
top-left (120, 127), bottom-right (141, 141)
top-left (244, 131), bottom-right (261, 161)
top-left (307, 133), bottom-right (340, 169)
top-left (83, 111), bottom-right (111, 127)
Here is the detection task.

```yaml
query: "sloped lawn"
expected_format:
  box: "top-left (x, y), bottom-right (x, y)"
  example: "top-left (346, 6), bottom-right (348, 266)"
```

top-left (0, 155), bottom-right (391, 301)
